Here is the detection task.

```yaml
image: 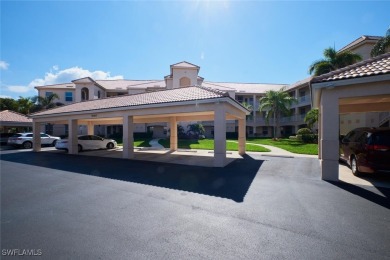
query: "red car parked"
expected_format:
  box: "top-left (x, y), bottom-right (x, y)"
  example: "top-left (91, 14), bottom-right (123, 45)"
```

top-left (340, 127), bottom-right (390, 175)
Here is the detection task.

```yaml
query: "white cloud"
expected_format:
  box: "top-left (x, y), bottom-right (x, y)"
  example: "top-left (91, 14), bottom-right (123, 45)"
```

top-left (200, 52), bottom-right (205, 60)
top-left (6, 66), bottom-right (124, 94)
top-left (30, 66), bottom-right (124, 87)
top-left (7, 85), bottom-right (30, 93)
top-left (0, 95), bottom-right (12, 99)
top-left (0, 61), bottom-right (9, 70)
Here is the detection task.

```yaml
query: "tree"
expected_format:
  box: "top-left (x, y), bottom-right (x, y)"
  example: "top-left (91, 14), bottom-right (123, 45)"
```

top-left (259, 87), bottom-right (297, 138)
top-left (309, 47), bottom-right (362, 76)
top-left (304, 108), bottom-right (319, 130)
top-left (187, 123), bottom-right (205, 138)
top-left (17, 96), bottom-right (34, 115)
top-left (0, 98), bottom-right (18, 111)
top-left (31, 93), bottom-right (63, 112)
top-left (241, 101), bottom-right (253, 120)
top-left (177, 125), bottom-right (186, 138)
top-left (371, 34), bottom-right (390, 57)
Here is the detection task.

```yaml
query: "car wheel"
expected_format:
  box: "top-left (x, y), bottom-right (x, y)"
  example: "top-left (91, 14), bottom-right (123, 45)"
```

top-left (106, 142), bottom-right (114, 149)
top-left (23, 141), bottom-right (33, 149)
top-left (52, 140), bottom-right (57, 147)
top-left (78, 144), bottom-right (82, 152)
top-left (351, 156), bottom-right (360, 176)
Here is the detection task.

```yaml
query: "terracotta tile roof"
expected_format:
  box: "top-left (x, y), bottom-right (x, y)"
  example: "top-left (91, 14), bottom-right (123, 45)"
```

top-left (0, 110), bottom-right (32, 123)
top-left (312, 53), bottom-right (390, 83)
top-left (96, 80), bottom-right (164, 90)
top-left (285, 76), bottom-right (313, 91)
top-left (35, 83), bottom-right (75, 89)
top-left (30, 86), bottom-right (228, 117)
top-left (203, 81), bottom-right (286, 94)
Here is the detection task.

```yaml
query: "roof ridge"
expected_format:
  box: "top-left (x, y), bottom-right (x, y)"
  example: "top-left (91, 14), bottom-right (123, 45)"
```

top-left (195, 85), bottom-right (230, 97)
top-left (313, 52), bottom-right (390, 82)
top-left (170, 61), bottom-right (200, 68)
top-left (205, 80), bottom-right (288, 85)
top-left (96, 79), bottom-right (162, 82)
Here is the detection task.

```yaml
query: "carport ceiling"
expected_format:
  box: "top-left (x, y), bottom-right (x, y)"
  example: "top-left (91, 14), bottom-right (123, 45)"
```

top-left (339, 94), bottom-right (390, 113)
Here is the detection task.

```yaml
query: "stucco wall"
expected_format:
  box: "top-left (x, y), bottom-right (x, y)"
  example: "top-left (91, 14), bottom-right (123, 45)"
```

top-left (74, 83), bottom-right (105, 102)
top-left (171, 68), bottom-right (198, 89)
top-left (349, 43), bottom-right (377, 61)
top-left (38, 88), bottom-right (75, 105)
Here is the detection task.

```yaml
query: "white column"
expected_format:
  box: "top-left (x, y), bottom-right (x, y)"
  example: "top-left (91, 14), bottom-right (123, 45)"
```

top-left (320, 91), bottom-right (339, 181)
top-left (68, 119), bottom-right (78, 154)
top-left (170, 117), bottom-right (178, 151)
top-left (238, 118), bottom-right (246, 155)
top-left (32, 121), bottom-right (41, 152)
top-left (123, 115), bottom-right (134, 159)
top-left (87, 122), bottom-right (94, 135)
top-left (214, 103), bottom-right (226, 167)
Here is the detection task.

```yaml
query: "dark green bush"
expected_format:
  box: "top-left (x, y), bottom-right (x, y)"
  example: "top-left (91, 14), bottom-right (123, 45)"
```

top-left (301, 134), bottom-right (318, 144)
top-left (297, 128), bottom-right (312, 135)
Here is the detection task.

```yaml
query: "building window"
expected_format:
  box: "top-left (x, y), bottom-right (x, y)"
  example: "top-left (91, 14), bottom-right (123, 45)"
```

top-left (262, 126), bottom-right (268, 135)
top-left (65, 92), bottom-right (73, 102)
top-left (179, 77), bottom-right (191, 87)
top-left (45, 92), bottom-right (53, 98)
top-left (97, 90), bottom-right (101, 99)
top-left (81, 88), bottom-right (89, 101)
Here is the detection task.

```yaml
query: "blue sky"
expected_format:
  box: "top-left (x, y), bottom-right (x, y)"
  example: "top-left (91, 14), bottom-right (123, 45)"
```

top-left (1, 1), bottom-right (389, 99)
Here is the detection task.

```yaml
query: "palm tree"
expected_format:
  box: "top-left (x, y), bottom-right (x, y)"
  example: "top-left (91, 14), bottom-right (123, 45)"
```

top-left (17, 96), bottom-right (34, 115)
top-left (259, 87), bottom-right (297, 138)
top-left (31, 93), bottom-right (63, 112)
top-left (309, 47), bottom-right (362, 76)
top-left (241, 101), bottom-right (253, 121)
top-left (371, 30), bottom-right (390, 57)
top-left (304, 108), bottom-right (319, 130)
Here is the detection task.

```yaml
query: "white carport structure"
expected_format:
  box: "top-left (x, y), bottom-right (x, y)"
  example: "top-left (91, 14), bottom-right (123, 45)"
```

top-left (311, 53), bottom-right (390, 181)
top-left (29, 86), bottom-right (249, 167)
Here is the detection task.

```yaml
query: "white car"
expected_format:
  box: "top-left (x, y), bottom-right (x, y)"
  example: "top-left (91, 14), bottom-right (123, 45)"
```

top-left (55, 135), bottom-right (117, 152)
top-left (7, 133), bottom-right (61, 149)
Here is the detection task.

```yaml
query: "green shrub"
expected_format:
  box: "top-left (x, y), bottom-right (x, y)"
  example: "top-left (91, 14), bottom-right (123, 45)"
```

top-left (297, 128), bottom-right (312, 135)
top-left (301, 134), bottom-right (318, 144)
top-left (289, 135), bottom-right (297, 140)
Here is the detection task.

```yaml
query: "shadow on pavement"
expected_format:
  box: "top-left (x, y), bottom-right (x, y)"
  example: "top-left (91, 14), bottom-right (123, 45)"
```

top-left (327, 181), bottom-right (390, 210)
top-left (1, 151), bottom-right (263, 202)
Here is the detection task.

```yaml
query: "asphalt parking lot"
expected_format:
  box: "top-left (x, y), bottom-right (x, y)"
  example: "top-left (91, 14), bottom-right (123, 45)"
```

top-left (1, 149), bottom-right (390, 259)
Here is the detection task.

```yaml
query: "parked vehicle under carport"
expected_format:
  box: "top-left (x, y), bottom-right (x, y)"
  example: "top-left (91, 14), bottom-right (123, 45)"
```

top-left (55, 135), bottom-right (117, 152)
top-left (340, 127), bottom-right (390, 175)
top-left (7, 133), bottom-right (61, 149)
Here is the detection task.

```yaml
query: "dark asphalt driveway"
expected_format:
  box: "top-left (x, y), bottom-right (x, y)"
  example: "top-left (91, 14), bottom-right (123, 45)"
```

top-left (1, 150), bottom-right (389, 259)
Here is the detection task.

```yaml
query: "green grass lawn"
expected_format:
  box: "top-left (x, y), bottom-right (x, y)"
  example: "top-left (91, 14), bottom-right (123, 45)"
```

top-left (117, 138), bottom-right (151, 147)
top-left (158, 138), bottom-right (270, 152)
top-left (243, 138), bottom-right (318, 155)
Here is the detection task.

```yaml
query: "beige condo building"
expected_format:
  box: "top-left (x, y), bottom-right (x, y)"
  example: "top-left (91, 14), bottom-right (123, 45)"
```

top-left (35, 34), bottom-right (389, 138)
